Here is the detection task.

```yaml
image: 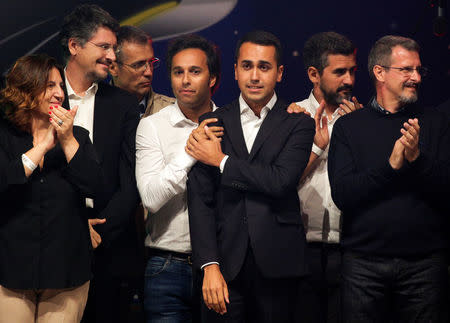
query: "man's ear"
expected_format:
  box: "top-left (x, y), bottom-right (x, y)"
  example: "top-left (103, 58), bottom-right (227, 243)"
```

top-left (209, 75), bottom-right (217, 89)
top-left (68, 38), bottom-right (80, 56)
top-left (276, 65), bottom-right (284, 82)
top-left (373, 65), bottom-right (385, 82)
top-left (307, 66), bottom-right (320, 85)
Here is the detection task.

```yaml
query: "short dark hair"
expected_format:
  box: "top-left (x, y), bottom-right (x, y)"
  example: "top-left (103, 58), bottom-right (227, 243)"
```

top-left (166, 34), bottom-right (221, 94)
top-left (0, 54), bottom-right (63, 133)
top-left (60, 4), bottom-right (119, 61)
top-left (235, 30), bottom-right (283, 66)
top-left (302, 32), bottom-right (355, 75)
top-left (116, 25), bottom-right (152, 63)
top-left (368, 35), bottom-right (420, 80)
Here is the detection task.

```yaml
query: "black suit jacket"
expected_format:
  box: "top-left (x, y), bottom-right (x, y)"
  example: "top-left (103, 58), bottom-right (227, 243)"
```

top-left (63, 82), bottom-right (140, 276)
top-left (187, 98), bottom-right (315, 281)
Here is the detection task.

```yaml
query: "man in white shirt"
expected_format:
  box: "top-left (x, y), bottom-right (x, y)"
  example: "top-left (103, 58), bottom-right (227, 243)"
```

top-left (186, 30), bottom-right (315, 323)
top-left (135, 34), bottom-right (221, 323)
top-left (293, 31), bottom-right (361, 323)
top-left (59, 5), bottom-right (141, 323)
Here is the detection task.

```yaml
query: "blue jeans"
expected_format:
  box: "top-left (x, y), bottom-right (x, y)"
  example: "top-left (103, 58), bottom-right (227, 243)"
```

top-left (144, 255), bottom-right (193, 323)
top-left (341, 251), bottom-right (448, 323)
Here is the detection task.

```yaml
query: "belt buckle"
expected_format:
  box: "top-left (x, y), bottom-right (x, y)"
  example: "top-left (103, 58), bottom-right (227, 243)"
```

top-left (188, 255), bottom-right (192, 265)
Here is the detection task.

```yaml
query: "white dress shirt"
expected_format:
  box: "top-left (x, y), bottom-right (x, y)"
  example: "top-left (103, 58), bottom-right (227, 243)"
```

top-left (136, 101), bottom-right (217, 253)
top-left (297, 91), bottom-right (342, 244)
top-left (65, 73), bottom-right (98, 208)
top-left (219, 93), bottom-right (277, 172)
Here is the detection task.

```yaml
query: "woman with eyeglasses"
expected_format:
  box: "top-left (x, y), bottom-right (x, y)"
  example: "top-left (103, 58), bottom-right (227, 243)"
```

top-left (0, 54), bottom-right (101, 322)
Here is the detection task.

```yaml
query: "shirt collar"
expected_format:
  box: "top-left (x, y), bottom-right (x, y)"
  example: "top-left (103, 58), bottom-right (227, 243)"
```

top-left (64, 67), bottom-right (98, 98)
top-left (169, 101), bottom-right (218, 127)
top-left (239, 92), bottom-right (277, 116)
top-left (368, 96), bottom-right (406, 115)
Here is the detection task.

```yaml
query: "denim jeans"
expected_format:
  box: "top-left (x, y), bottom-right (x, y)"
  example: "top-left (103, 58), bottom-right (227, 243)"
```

top-left (341, 251), bottom-right (448, 323)
top-left (144, 255), bottom-right (193, 323)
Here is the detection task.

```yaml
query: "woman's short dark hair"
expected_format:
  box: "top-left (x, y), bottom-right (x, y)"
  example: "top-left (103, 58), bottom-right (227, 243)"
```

top-left (166, 34), bottom-right (221, 94)
top-left (0, 54), bottom-right (63, 133)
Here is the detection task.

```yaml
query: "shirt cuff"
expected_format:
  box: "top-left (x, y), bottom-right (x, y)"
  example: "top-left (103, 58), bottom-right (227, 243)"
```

top-left (312, 143), bottom-right (324, 156)
top-left (219, 155), bottom-right (229, 173)
top-left (201, 262), bottom-right (220, 270)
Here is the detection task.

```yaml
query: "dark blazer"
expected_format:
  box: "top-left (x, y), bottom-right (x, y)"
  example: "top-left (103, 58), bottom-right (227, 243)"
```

top-left (63, 82), bottom-right (141, 276)
top-left (0, 111), bottom-right (101, 289)
top-left (187, 98), bottom-right (315, 281)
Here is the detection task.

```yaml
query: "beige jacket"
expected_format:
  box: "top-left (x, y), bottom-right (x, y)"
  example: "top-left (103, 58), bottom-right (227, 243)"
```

top-left (142, 90), bottom-right (176, 118)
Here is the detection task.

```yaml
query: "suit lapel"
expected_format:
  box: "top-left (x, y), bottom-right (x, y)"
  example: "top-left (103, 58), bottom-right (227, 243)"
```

top-left (248, 100), bottom-right (286, 161)
top-left (222, 100), bottom-right (249, 159)
top-left (92, 84), bottom-right (107, 162)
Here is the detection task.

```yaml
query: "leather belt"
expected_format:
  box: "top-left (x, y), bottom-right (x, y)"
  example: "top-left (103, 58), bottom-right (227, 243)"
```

top-left (147, 248), bottom-right (192, 264)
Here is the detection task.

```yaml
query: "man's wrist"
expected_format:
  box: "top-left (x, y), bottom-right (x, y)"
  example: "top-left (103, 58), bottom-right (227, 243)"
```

top-left (201, 262), bottom-right (220, 270)
top-left (219, 155), bottom-right (229, 173)
top-left (312, 143), bottom-right (325, 156)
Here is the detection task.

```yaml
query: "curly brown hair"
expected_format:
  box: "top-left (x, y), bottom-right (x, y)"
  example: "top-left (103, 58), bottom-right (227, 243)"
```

top-left (0, 54), bottom-right (64, 133)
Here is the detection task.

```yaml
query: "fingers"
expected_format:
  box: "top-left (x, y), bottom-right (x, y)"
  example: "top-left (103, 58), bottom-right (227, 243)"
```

top-left (351, 96), bottom-right (363, 109)
top-left (320, 116), bottom-right (328, 132)
top-left (339, 99), bottom-right (355, 114)
top-left (88, 221), bottom-right (102, 249)
top-left (89, 218), bottom-right (106, 226)
top-left (314, 100), bottom-right (325, 128)
top-left (223, 281), bottom-right (230, 304)
top-left (49, 105), bottom-right (74, 132)
top-left (287, 103), bottom-right (304, 114)
top-left (70, 105), bottom-right (78, 117)
top-left (216, 287), bottom-right (227, 314)
top-left (209, 126), bottom-right (224, 137)
top-left (204, 126), bottom-right (219, 142)
top-left (198, 118), bottom-right (219, 131)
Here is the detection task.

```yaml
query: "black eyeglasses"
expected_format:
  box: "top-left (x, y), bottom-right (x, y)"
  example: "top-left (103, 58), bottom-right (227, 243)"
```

top-left (379, 65), bottom-right (429, 77)
top-left (119, 58), bottom-right (160, 72)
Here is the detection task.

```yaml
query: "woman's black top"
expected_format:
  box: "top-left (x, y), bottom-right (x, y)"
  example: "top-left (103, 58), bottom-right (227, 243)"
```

top-left (0, 112), bottom-right (102, 289)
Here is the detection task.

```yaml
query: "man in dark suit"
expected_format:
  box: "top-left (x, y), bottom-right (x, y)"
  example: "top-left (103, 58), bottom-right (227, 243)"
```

top-left (186, 31), bottom-right (315, 322)
top-left (59, 4), bottom-right (141, 323)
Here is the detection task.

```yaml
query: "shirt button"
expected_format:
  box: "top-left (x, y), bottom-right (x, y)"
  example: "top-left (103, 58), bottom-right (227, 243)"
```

top-left (40, 178), bottom-right (44, 183)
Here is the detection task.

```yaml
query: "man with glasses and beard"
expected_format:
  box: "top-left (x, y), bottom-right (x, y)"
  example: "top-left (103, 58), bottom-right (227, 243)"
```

top-left (110, 26), bottom-right (175, 118)
top-left (291, 31), bottom-right (360, 323)
top-left (328, 35), bottom-right (450, 322)
top-left (60, 5), bottom-right (141, 322)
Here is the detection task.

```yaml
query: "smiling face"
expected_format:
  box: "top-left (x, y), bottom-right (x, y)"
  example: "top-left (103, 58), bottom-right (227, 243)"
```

top-left (110, 41), bottom-right (155, 101)
top-left (170, 48), bottom-right (216, 110)
top-left (71, 27), bottom-right (117, 82)
top-left (382, 46), bottom-right (421, 105)
top-left (234, 42), bottom-right (283, 110)
top-left (317, 54), bottom-right (356, 107)
top-left (37, 67), bottom-right (64, 114)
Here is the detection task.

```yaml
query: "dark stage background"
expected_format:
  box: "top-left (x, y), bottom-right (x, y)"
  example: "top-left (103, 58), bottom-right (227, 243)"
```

top-left (0, 0), bottom-right (448, 107)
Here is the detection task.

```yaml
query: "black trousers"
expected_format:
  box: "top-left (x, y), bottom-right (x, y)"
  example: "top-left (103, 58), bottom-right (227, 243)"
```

top-left (341, 251), bottom-right (449, 323)
top-left (295, 242), bottom-right (341, 323)
top-left (202, 247), bottom-right (301, 323)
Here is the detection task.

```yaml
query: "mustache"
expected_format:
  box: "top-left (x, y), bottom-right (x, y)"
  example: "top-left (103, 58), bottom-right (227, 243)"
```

top-left (403, 81), bottom-right (419, 89)
top-left (337, 84), bottom-right (353, 92)
top-left (97, 58), bottom-right (112, 65)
